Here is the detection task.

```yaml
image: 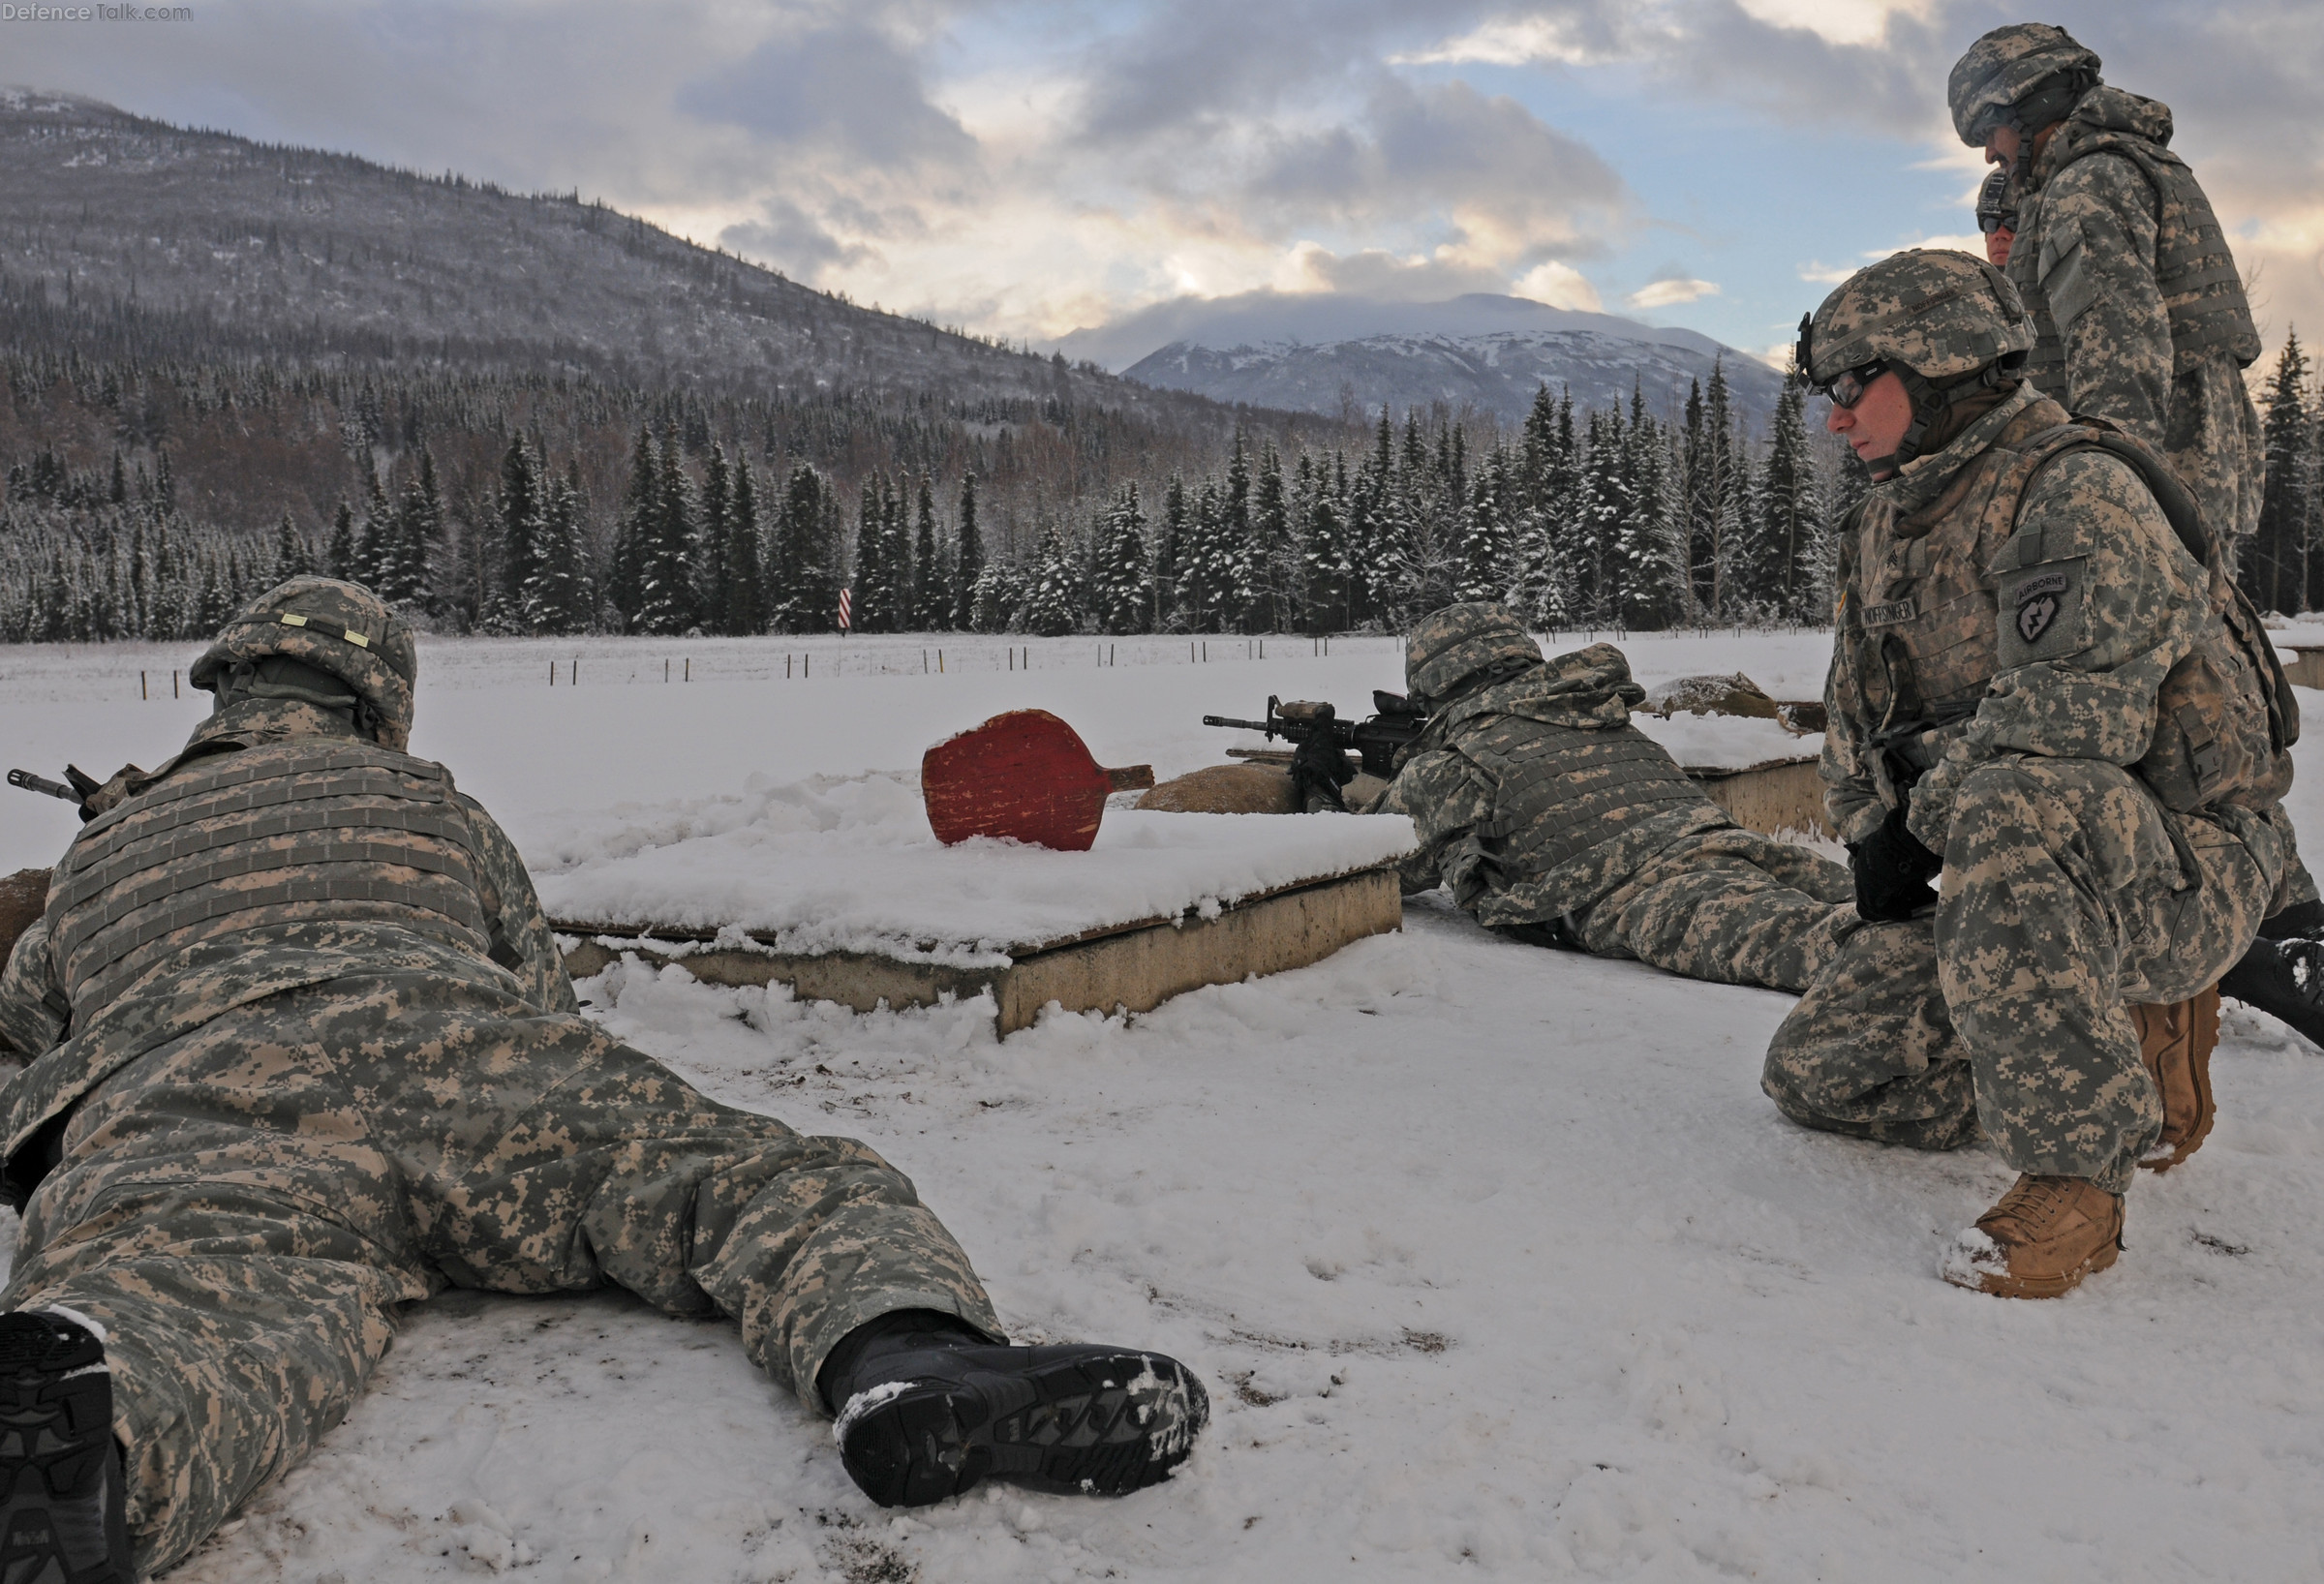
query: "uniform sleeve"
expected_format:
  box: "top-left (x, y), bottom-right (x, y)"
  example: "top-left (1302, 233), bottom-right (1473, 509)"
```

top-left (1907, 449), bottom-right (2207, 851)
top-left (458, 794), bottom-right (581, 1016)
top-left (1375, 747), bottom-right (1492, 896)
top-left (1819, 520), bottom-right (1888, 846)
top-left (1818, 629), bottom-right (1888, 846)
top-left (0, 915), bottom-right (68, 1062)
top-left (2041, 152), bottom-right (2171, 446)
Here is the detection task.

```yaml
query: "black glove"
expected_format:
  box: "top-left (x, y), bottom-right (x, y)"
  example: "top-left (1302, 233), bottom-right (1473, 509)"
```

top-left (1290, 730), bottom-right (1356, 813)
top-left (1849, 801), bottom-right (1942, 923)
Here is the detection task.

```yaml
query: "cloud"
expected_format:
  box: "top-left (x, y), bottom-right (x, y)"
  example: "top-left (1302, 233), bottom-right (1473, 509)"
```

top-left (1629, 277), bottom-right (1719, 308)
top-left (1515, 260), bottom-right (1604, 311)
top-left (1284, 245), bottom-right (1512, 299)
top-left (1241, 77), bottom-right (1627, 266)
top-left (678, 18), bottom-right (975, 169)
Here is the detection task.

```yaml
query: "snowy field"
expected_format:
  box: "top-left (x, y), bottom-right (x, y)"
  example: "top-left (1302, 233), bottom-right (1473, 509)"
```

top-left (2, 627), bottom-right (2323, 1584)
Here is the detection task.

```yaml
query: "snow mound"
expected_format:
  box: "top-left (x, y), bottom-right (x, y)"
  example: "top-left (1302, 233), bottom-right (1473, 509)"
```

top-left (530, 770), bottom-right (1417, 964)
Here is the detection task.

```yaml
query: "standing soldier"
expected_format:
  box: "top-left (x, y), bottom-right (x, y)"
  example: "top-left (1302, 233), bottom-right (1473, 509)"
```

top-left (1947, 22), bottom-right (2324, 1023)
top-left (1975, 168), bottom-right (2017, 268)
top-left (1765, 251), bottom-right (2300, 1298)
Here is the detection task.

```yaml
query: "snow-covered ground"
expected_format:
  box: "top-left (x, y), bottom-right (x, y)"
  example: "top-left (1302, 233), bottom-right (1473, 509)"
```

top-left (4, 627), bottom-right (2323, 1584)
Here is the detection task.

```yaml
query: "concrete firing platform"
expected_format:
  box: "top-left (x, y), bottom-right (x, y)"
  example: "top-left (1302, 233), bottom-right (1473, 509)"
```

top-left (534, 775), bottom-right (1415, 1034)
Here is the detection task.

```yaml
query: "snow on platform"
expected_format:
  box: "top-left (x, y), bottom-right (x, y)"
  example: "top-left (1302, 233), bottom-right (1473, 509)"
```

top-left (528, 770), bottom-right (1416, 965)
top-left (1634, 709), bottom-right (1819, 773)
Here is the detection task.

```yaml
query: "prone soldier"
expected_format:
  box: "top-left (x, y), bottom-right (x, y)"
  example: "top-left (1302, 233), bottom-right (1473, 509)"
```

top-left (0, 578), bottom-right (1207, 1582)
top-left (1370, 604), bottom-right (1860, 995)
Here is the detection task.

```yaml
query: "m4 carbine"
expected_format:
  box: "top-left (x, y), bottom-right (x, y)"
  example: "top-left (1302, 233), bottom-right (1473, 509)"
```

top-left (1201, 692), bottom-right (1428, 781)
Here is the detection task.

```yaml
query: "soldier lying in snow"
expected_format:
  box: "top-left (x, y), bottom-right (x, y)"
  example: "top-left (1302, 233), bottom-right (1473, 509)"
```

top-left (0, 577), bottom-right (1206, 1583)
top-left (1366, 602), bottom-right (1861, 995)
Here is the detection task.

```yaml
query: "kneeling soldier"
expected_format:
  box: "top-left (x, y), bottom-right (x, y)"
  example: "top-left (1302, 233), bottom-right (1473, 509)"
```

top-left (0, 578), bottom-right (1206, 1582)
top-left (1764, 251), bottom-right (2298, 1297)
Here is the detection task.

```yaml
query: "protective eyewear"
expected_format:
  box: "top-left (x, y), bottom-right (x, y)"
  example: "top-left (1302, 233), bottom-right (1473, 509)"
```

top-left (1976, 210), bottom-right (2014, 236)
top-left (1819, 360), bottom-right (1891, 411)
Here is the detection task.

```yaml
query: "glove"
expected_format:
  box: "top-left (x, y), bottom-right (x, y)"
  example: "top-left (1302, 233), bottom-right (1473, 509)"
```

top-left (1290, 730), bottom-right (1356, 813)
top-left (1849, 801), bottom-right (1942, 924)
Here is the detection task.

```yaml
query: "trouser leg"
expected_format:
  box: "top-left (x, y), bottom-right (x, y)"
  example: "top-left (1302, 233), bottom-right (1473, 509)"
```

top-left (0, 1020), bottom-right (431, 1576)
top-left (1761, 920), bottom-right (1980, 1148)
top-left (1575, 827), bottom-right (1859, 992)
top-left (352, 1000), bottom-right (1002, 1415)
top-left (1937, 758), bottom-right (2278, 1193)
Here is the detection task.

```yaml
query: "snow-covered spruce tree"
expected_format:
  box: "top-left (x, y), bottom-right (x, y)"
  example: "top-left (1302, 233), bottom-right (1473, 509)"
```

top-left (603, 426), bottom-right (654, 629)
top-left (1757, 382), bottom-right (1819, 622)
top-left (496, 434), bottom-right (540, 628)
top-left (1151, 475), bottom-right (1185, 630)
top-left (1021, 518), bottom-right (1081, 636)
top-left (376, 448), bottom-right (439, 611)
top-left (635, 427), bottom-right (697, 635)
top-left (2250, 328), bottom-right (2310, 613)
top-left (694, 443), bottom-right (732, 631)
top-left (952, 473), bottom-right (983, 631)
top-left (1093, 481), bottom-right (1148, 635)
top-left (1220, 431), bottom-right (1258, 632)
top-left (272, 510), bottom-right (311, 581)
top-left (1454, 446), bottom-right (1514, 603)
top-left (525, 463), bottom-right (591, 635)
top-left (910, 474), bottom-right (947, 631)
top-left (1248, 441), bottom-right (1292, 631)
top-left (969, 556), bottom-right (1024, 634)
top-left (722, 458), bottom-right (764, 635)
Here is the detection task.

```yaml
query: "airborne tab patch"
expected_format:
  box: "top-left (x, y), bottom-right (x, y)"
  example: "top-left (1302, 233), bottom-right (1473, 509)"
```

top-left (1998, 559), bottom-right (2089, 667)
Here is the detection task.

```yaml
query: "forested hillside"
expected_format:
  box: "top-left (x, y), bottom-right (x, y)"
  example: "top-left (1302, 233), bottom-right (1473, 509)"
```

top-left (0, 89), bottom-right (1867, 644)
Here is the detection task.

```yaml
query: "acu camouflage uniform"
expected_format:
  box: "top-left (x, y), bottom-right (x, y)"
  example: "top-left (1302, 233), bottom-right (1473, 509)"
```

top-left (1377, 617), bottom-right (1857, 994)
top-left (1952, 26), bottom-right (2266, 556)
top-left (0, 579), bottom-right (999, 1577)
top-left (1766, 272), bottom-right (2296, 1191)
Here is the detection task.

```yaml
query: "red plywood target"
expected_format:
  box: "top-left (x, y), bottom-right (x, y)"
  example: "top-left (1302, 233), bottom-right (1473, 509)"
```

top-left (921, 710), bottom-right (1154, 851)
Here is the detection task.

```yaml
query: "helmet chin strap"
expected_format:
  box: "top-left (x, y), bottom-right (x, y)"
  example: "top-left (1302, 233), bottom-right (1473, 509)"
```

top-left (1863, 361), bottom-right (2022, 475)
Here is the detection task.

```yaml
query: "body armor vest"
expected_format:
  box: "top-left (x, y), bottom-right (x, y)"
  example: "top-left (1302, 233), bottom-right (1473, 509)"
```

top-left (45, 739), bottom-right (495, 1020)
top-left (1470, 724), bottom-right (1706, 877)
top-left (1840, 399), bottom-right (2293, 814)
top-left (2009, 119), bottom-right (2261, 399)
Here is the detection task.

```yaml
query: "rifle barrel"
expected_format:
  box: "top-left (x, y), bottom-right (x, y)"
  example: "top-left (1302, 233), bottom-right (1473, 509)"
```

top-left (1201, 716), bottom-right (1276, 733)
top-left (7, 768), bottom-right (77, 803)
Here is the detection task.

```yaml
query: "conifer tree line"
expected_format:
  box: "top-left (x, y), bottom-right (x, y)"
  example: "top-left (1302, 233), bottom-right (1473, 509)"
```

top-left (2242, 328), bottom-right (2324, 618)
top-left (0, 344), bottom-right (1853, 643)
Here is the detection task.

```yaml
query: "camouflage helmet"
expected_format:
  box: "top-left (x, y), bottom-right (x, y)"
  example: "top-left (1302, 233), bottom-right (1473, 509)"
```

top-left (189, 576), bottom-right (418, 749)
top-left (1796, 249), bottom-right (2033, 472)
top-left (1798, 248), bottom-right (2032, 387)
top-left (1948, 23), bottom-right (2102, 146)
top-left (1405, 601), bottom-right (1543, 706)
top-left (1975, 168), bottom-right (2017, 235)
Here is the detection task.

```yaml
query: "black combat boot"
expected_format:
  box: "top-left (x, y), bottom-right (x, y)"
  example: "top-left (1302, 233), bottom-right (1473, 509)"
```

top-left (820, 1311), bottom-right (1208, 1508)
top-left (2220, 935), bottom-right (2324, 1049)
top-left (0, 1309), bottom-right (134, 1583)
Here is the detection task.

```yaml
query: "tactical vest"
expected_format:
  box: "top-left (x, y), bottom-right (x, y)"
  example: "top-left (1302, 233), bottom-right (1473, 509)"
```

top-left (1841, 403), bottom-right (2294, 814)
top-left (45, 739), bottom-right (496, 1020)
top-left (1470, 724), bottom-right (1707, 877)
top-left (2010, 125), bottom-right (2261, 399)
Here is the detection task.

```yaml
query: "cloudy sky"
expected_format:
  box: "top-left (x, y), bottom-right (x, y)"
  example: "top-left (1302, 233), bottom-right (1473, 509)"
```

top-left (10, 0), bottom-right (2321, 368)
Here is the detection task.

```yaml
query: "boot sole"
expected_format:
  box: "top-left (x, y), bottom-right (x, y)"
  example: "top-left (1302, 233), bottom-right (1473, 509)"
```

top-left (2135, 988), bottom-right (2219, 1173)
top-left (0, 1318), bottom-right (131, 1584)
top-left (839, 1351), bottom-right (1207, 1508)
top-left (1951, 1234), bottom-right (2121, 1299)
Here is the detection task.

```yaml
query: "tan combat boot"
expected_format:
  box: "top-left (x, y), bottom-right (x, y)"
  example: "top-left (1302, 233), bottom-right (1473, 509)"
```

top-left (2132, 987), bottom-right (2219, 1172)
top-left (1940, 1174), bottom-right (2125, 1298)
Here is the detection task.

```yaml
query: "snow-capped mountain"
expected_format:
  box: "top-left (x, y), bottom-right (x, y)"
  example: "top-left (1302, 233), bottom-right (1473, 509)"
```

top-left (1083, 293), bottom-right (1788, 425)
